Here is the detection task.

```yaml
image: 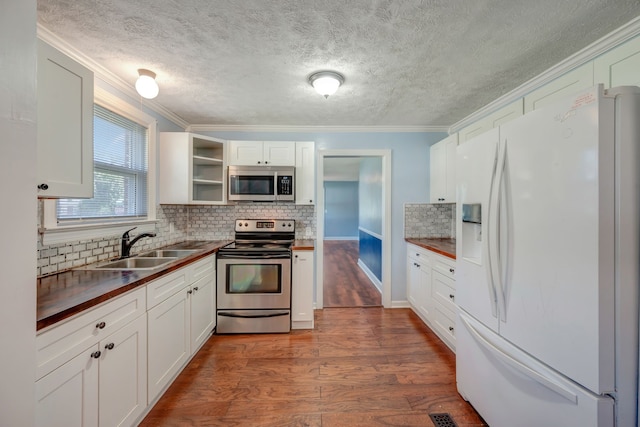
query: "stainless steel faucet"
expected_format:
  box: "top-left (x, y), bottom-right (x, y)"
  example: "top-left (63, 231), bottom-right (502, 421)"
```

top-left (120, 227), bottom-right (157, 259)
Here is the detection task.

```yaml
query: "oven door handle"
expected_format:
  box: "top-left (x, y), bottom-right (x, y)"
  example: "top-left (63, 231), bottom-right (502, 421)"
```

top-left (218, 311), bottom-right (290, 319)
top-left (218, 253), bottom-right (291, 260)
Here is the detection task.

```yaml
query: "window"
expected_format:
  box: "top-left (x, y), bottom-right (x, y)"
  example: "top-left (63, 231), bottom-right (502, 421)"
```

top-left (42, 88), bottom-right (157, 244)
top-left (57, 104), bottom-right (149, 223)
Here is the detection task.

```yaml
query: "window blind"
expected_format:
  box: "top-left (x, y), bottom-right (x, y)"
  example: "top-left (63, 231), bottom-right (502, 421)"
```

top-left (57, 104), bottom-right (149, 223)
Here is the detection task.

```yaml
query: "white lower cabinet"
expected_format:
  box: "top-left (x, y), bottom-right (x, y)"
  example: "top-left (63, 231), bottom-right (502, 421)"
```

top-left (406, 245), bottom-right (431, 324)
top-left (35, 300), bottom-right (147, 427)
top-left (291, 249), bottom-right (315, 329)
top-left (147, 288), bottom-right (190, 403)
top-left (36, 254), bottom-right (217, 427)
top-left (147, 254), bottom-right (216, 404)
top-left (98, 314), bottom-right (147, 427)
top-left (36, 344), bottom-right (98, 427)
top-left (406, 243), bottom-right (457, 351)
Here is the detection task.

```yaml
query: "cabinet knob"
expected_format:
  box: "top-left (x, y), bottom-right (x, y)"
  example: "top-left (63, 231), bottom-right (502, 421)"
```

top-left (257, 161), bottom-right (262, 164)
top-left (37, 183), bottom-right (49, 190)
top-left (187, 289), bottom-right (193, 295)
top-left (416, 264), bottom-right (420, 268)
top-left (91, 351), bottom-right (101, 359)
top-left (295, 254), bottom-right (299, 258)
top-left (449, 268), bottom-right (455, 273)
top-left (449, 326), bottom-right (455, 332)
top-left (449, 294), bottom-right (455, 300)
top-left (264, 161), bottom-right (269, 164)
top-left (105, 343), bottom-right (115, 350)
top-left (193, 286), bottom-right (199, 292)
top-left (96, 321), bottom-right (106, 329)
top-left (309, 199), bottom-right (313, 203)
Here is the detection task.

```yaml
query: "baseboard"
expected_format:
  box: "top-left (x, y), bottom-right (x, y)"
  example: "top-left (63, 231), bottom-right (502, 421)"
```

top-left (392, 300), bottom-right (411, 308)
top-left (324, 237), bottom-right (358, 240)
top-left (357, 259), bottom-right (382, 293)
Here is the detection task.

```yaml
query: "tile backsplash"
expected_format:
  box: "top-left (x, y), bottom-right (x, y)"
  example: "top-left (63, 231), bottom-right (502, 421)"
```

top-left (404, 203), bottom-right (456, 239)
top-left (38, 202), bottom-right (316, 277)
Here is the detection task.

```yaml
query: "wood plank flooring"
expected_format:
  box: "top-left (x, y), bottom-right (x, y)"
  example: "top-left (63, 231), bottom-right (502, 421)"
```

top-left (323, 240), bottom-right (382, 307)
top-left (140, 308), bottom-right (486, 427)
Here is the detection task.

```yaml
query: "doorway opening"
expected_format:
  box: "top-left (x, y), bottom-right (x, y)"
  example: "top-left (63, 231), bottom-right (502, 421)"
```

top-left (316, 150), bottom-right (392, 309)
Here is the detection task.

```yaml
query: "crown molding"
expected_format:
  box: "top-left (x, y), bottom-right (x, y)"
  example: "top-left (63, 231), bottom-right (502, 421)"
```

top-left (186, 124), bottom-right (448, 133)
top-left (37, 24), bottom-right (190, 130)
top-left (449, 15), bottom-right (640, 133)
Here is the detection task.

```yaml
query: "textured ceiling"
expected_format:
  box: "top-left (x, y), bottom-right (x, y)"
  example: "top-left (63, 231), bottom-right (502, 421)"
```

top-left (37, 0), bottom-right (640, 127)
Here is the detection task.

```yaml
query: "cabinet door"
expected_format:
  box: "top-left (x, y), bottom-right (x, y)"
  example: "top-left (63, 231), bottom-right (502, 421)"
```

top-left (189, 272), bottom-right (215, 353)
top-left (99, 314), bottom-right (147, 427)
top-left (406, 256), bottom-right (420, 309)
top-left (444, 135), bottom-right (457, 202)
top-left (594, 35), bottom-right (640, 88)
top-left (36, 345), bottom-right (99, 427)
top-left (524, 62), bottom-right (594, 113)
top-left (37, 40), bottom-right (93, 198)
top-left (458, 99), bottom-right (523, 144)
top-left (295, 141), bottom-right (315, 204)
top-left (292, 250), bottom-right (314, 328)
top-left (417, 262), bottom-right (432, 322)
top-left (263, 141), bottom-right (295, 166)
top-left (227, 140), bottom-right (263, 165)
top-left (429, 141), bottom-right (446, 202)
top-left (147, 288), bottom-right (190, 403)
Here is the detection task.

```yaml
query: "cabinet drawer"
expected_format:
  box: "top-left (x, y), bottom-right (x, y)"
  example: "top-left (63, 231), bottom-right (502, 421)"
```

top-left (36, 287), bottom-right (146, 380)
top-left (432, 255), bottom-right (456, 280)
top-left (407, 244), bottom-right (430, 263)
top-left (432, 271), bottom-right (456, 313)
top-left (190, 254), bottom-right (215, 283)
top-left (146, 268), bottom-right (189, 309)
top-left (432, 302), bottom-right (456, 351)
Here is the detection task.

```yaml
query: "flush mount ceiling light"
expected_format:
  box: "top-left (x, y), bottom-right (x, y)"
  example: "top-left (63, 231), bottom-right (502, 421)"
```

top-left (309, 71), bottom-right (344, 98)
top-left (135, 69), bottom-right (159, 99)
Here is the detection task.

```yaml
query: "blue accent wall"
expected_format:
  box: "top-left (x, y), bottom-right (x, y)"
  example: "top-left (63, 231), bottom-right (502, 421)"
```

top-left (359, 229), bottom-right (382, 281)
top-left (324, 181), bottom-right (359, 239)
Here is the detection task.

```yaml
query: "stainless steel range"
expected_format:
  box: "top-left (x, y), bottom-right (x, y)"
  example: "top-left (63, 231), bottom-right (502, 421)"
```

top-left (216, 219), bottom-right (295, 333)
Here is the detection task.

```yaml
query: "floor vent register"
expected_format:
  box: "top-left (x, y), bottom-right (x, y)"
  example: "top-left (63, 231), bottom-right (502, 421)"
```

top-left (429, 413), bottom-right (458, 427)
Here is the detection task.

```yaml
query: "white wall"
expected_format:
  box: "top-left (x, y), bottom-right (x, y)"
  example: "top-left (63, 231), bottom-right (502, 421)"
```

top-left (1, 0), bottom-right (37, 424)
top-left (358, 157), bottom-right (383, 235)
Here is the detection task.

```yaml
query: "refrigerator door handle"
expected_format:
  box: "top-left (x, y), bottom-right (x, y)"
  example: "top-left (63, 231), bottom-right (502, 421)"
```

top-left (485, 141), bottom-right (501, 318)
top-left (492, 139), bottom-right (508, 322)
top-left (459, 314), bottom-right (578, 404)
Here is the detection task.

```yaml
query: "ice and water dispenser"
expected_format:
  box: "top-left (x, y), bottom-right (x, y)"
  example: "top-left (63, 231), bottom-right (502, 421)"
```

top-left (461, 203), bottom-right (482, 263)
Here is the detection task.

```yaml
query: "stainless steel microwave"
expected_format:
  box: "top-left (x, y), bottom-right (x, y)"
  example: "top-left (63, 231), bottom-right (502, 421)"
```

top-left (228, 165), bottom-right (295, 202)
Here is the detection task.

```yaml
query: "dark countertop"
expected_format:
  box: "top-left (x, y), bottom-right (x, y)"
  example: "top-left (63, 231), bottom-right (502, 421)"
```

top-left (37, 240), bottom-right (231, 331)
top-left (291, 239), bottom-right (315, 250)
top-left (405, 238), bottom-right (456, 260)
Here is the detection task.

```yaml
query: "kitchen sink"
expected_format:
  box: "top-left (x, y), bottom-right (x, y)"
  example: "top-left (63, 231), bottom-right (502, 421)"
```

top-left (137, 249), bottom-right (198, 258)
top-left (91, 257), bottom-right (177, 270)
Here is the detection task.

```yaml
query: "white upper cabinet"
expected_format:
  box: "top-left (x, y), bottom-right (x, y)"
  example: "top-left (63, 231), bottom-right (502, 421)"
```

top-left (227, 140), bottom-right (295, 166)
top-left (295, 141), bottom-right (315, 205)
top-left (430, 134), bottom-right (457, 203)
top-left (594, 35), bottom-right (640, 88)
top-left (37, 39), bottom-right (94, 198)
top-left (458, 99), bottom-right (523, 144)
top-left (524, 62), bottom-right (594, 113)
top-left (159, 132), bottom-right (226, 205)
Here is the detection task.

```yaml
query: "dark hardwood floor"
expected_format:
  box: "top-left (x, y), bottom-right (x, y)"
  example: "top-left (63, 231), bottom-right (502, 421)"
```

top-left (323, 240), bottom-right (382, 307)
top-left (140, 308), bottom-right (486, 427)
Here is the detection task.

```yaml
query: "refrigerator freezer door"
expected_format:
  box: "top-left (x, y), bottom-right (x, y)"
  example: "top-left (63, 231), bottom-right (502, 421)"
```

top-left (498, 86), bottom-right (615, 394)
top-left (456, 128), bottom-right (500, 332)
top-left (457, 311), bottom-right (614, 427)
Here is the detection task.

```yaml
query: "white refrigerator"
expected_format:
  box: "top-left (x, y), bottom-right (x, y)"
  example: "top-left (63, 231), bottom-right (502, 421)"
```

top-left (456, 85), bottom-right (640, 427)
